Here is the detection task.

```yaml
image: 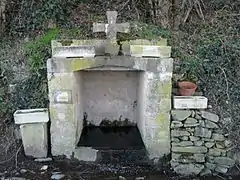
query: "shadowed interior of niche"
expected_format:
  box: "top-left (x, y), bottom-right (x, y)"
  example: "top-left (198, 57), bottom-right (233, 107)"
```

top-left (77, 125), bottom-right (145, 150)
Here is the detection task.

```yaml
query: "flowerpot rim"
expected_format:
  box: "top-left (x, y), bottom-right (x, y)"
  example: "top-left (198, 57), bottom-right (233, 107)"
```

top-left (178, 81), bottom-right (197, 89)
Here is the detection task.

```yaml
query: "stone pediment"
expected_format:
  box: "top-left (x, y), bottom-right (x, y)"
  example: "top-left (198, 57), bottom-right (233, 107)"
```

top-left (51, 39), bottom-right (171, 58)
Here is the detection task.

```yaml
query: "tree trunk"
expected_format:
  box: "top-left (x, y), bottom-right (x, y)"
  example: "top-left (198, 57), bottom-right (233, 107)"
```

top-left (148, 0), bottom-right (172, 28)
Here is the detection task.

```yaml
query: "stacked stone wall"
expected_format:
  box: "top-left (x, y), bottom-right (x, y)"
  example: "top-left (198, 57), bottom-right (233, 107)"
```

top-left (170, 110), bottom-right (235, 176)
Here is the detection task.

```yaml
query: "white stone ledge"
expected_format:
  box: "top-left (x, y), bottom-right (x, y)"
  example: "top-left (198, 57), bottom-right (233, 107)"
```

top-left (14, 108), bottom-right (49, 124)
top-left (173, 96), bottom-right (208, 109)
top-left (52, 45), bottom-right (95, 58)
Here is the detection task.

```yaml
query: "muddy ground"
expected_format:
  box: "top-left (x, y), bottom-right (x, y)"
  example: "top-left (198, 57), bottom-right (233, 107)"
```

top-left (0, 127), bottom-right (239, 180)
top-left (0, 148), bottom-right (239, 180)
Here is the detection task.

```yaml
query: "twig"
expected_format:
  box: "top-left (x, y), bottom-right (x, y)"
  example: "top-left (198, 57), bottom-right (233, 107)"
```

top-left (119, 0), bottom-right (131, 12)
top-left (132, 0), bottom-right (140, 20)
top-left (15, 144), bottom-right (23, 169)
top-left (0, 144), bottom-right (22, 164)
top-left (219, 67), bottom-right (230, 102)
top-left (216, 173), bottom-right (226, 180)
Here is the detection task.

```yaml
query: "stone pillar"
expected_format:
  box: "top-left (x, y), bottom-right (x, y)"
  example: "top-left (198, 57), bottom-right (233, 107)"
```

top-left (139, 58), bottom-right (173, 160)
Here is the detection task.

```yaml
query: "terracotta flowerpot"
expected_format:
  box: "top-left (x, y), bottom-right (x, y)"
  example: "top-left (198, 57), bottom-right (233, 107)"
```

top-left (178, 81), bottom-right (197, 96)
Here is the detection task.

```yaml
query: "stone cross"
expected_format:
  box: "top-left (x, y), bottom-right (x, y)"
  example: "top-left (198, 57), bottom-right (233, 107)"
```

top-left (93, 11), bottom-right (130, 41)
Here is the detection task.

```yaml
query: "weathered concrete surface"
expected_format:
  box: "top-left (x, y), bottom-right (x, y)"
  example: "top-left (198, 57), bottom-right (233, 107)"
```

top-left (48, 16), bottom-right (173, 161)
top-left (74, 147), bottom-right (98, 162)
top-left (20, 123), bottom-right (48, 158)
top-left (82, 71), bottom-right (139, 125)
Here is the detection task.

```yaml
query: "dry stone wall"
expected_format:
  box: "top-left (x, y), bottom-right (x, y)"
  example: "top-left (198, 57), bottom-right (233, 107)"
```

top-left (170, 110), bottom-right (235, 176)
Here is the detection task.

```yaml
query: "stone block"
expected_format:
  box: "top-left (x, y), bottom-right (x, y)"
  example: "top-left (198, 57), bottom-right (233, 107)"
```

top-left (208, 149), bottom-right (222, 156)
top-left (171, 110), bottom-right (192, 121)
top-left (190, 136), bottom-right (200, 141)
top-left (171, 121), bottom-right (183, 128)
top-left (193, 154), bottom-right (206, 163)
top-left (184, 118), bottom-right (199, 127)
top-left (212, 133), bottom-right (225, 141)
top-left (14, 109), bottom-right (49, 158)
top-left (205, 120), bottom-right (219, 129)
top-left (130, 45), bottom-right (171, 58)
top-left (19, 123), bottom-right (48, 158)
top-left (180, 136), bottom-right (189, 141)
top-left (173, 163), bottom-right (204, 176)
top-left (205, 142), bottom-right (215, 148)
top-left (74, 147), bottom-right (98, 161)
top-left (171, 137), bottom-right (180, 143)
top-left (200, 168), bottom-right (212, 176)
top-left (201, 111), bottom-right (219, 123)
top-left (214, 157), bottom-right (235, 167)
top-left (215, 166), bottom-right (228, 174)
top-left (52, 45), bottom-right (95, 58)
top-left (172, 146), bottom-right (208, 153)
top-left (172, 141), bottom-right (193, 147)
top-left (171, 130), bottom-right (190, 137)
top-left (195, 127), bottom-right (212, 138)
top-left (173, 96), bottom-right (208, 109)
top-left (194, 141), bottom-right (204, 146)
top-left (205, 162), bottom-right (216, 170)
top-left (130, 39), bottom-right (168, 46)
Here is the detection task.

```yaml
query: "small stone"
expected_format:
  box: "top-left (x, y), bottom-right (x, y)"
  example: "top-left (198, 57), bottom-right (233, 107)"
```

top-left (208, 149), bottom-right (221, 156)
top-left (186, 128), bottom-right (195, 132)
top-left (20, 169), bottom-right (27, 174)
top-left (191, 110), bottom-right (196, 117)
top-left (184, 118), bottom-right (199, 127)
top-left (193, 154), bottom-right (205, 163)
top-left (180, 136), bottom-right (189, 141)
top-left (41, 165), bottom-right (48, 171)
top-left (172, 141), bottom-right (193, 147)
top-left (171, 130), bottom-right (190, 137)
top-left (195, 114), bottom-right (202, 120)
top-left (205, 162), bottom-right (216, 170)
top-left (184, 123), bottom-right (200, 127)
top-left (170, 160), bottom-right (180, 168)
top-left (190, 136), bottom-right (200, 141)
top-left (205, 120), bottom-right (219, 129)
top-left (207, 156), bottom-right (216, 163)
top-left (199, 120), bottom-right (205, 127)
top-left (202, 138), bottom-right (214, 142)
top-left (194, 141), bottom-right (204, 146)
top-left (185, 118), bottom-right (198, 124)
top-left (195, 127), bottom-right (212, 138)
top-left (212, 133), bottom-right (225, 141)
top-left (4, 178), bottom-right (26, 180)
top-left (173, 163), bottom-right (204, 176)
top-left (201, 111), bottom-right (219, 123)
top-left (35, 157), bottom-right (53, 162)
top-left (216, 142), bottom-right (225, 149)
top-left (215, 166), bottom-right (228, 174)
top-left (205, 142), bottom-right (215, 148)
top-left (214, 157), bottom-right (235, 167)
top-left (171, 137), bottom-right (180, 143)
top-left (171, 110), bottom-right (192, 121)
top-left (224, 140), bottom-right (232, 148)
top-left (119, 176), bottom-right (126, 180)
top-left (221, 152), bottom-right (227, 157)
top-left (51, 174), bottom-right (65, 180)
top-left (135, 177), bottom-right (145, 180)
top-left (200, 168), bottom-right (212, 176)
top-left (172, 146), bottom-right (208, 153)
top-left (171, 121), bottom-right (183, 128)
